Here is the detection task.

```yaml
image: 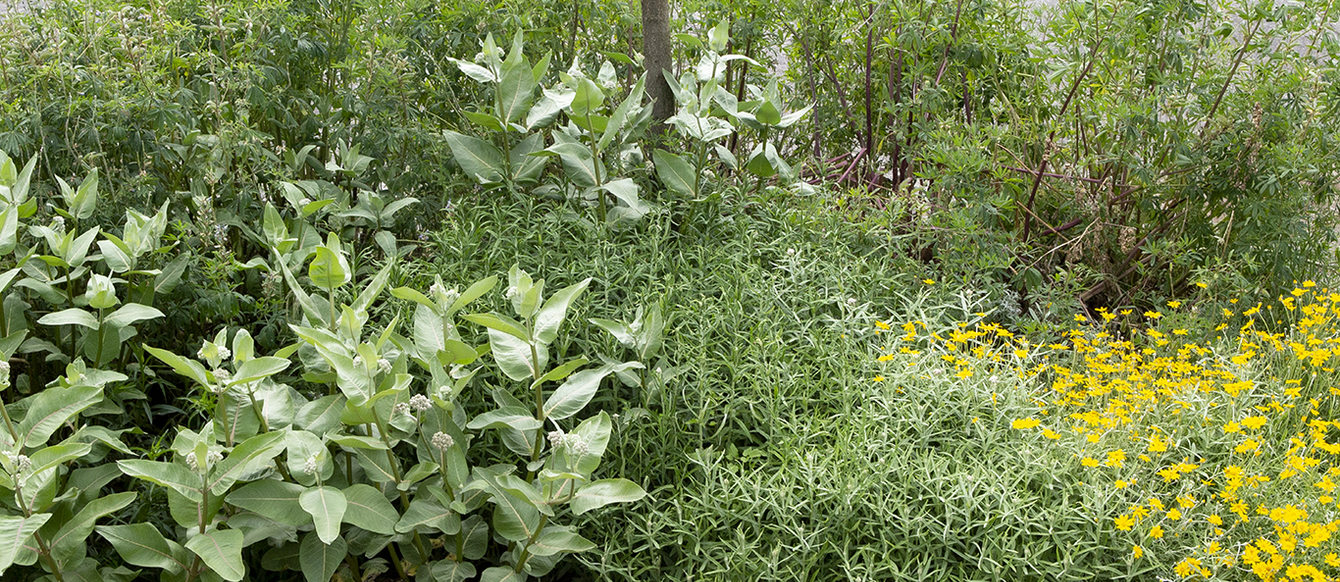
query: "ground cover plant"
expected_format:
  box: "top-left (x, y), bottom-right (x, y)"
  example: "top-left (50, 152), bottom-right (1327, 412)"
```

top-left (0, 0), bottom-right (1338, 579)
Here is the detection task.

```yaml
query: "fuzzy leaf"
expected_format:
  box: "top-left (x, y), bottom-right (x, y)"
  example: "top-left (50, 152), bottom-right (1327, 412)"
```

top-left (184, 529), bottom-right (245, 582)
top-left (299, 486), bottom-right (347, 544)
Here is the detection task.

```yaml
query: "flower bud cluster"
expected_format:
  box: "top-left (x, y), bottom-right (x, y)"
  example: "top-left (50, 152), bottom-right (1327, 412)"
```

top-left (431, 432), bottom-right (454, 450)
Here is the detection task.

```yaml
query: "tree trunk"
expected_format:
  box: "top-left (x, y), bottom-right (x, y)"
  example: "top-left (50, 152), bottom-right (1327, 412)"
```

top-left (641, 0), bottom-right (674, 128)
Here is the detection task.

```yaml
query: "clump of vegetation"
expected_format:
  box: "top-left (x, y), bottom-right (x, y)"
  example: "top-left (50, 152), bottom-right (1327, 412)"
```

top-left (0, 0), bottom-right (1336, 579)
top-left (876, 284), bottom-right (1340, 580)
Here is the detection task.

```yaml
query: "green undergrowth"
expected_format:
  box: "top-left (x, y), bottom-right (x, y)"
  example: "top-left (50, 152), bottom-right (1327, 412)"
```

top-left (413, 194), bottom-right (1146, 580)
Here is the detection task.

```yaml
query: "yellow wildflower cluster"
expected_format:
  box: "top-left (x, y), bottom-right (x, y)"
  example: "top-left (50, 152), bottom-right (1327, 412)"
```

top-left (874, 284), bottom-right (1340, 581)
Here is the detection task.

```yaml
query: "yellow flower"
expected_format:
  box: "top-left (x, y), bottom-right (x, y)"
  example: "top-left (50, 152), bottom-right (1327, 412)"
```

top-left (1325, 553), bottom-right (1340, 567)
top-left (1174, 557), bottom-right (1202, 578)
top-left (1144, 311), bottom-right (1163, 319)
top-left (1011, 418), bottom-right (1041, 429)
top-left (1081, 457), bottom-right (1100, 468)
top-left (1166, 507), bottom-right (1182, 520)
top-left (1150, 525), bottom-right (1164, 539)
top-left (1114, 514), bottom-right (1134, 530)
top-left (1167, 300), bottom-right (1182, 309)
top-left (1132, 545), bottom-right (1144, 559)
top-left (922, 279), bottom-right (935, 285)
top-left (872, 376), bottom-right (885, 383)
top-left (1207, 514), bottom-right (1223, 526)
top-left (1115, 479), bottom-right (1130, 489)
top-left (1042, 429), bottom-right (1061, 440)
top-left (1147, 435), bottom-right (1169, 453)
top-left (1240, 415), bottom-right (1267, 430)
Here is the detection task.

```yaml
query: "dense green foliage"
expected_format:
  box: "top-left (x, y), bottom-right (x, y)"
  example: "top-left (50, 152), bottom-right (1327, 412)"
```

top-left (0, 0), bottom-right (1337, 579)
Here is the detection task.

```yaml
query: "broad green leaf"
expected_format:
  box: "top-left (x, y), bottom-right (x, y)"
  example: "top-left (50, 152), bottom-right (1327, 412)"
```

top-left (391, 286), bottom-right (437, 311)
top-left (67, 168), bottom-right (99, 221)
top-left (498, 37), bottom-right (538, 124)
top-left (510, 133), bottom-right (549, 185)
top-left (449, 58), bottom-right (496, 83)
top-left (184, 529), bottom-right (245, 582)
top-left (431, 559), bottom-right (478, 582)
top-left (27, 442), bottom-right (93, 477)
top-left (568, 77), bottom-right (605, 119)
top-left (37, 308), bottom-right (99, 330)
top-left (103, 304), bottom-right (164, 328)
top-left (0, 514), bottom-right (51, 574)
top-left (395, 497), bottom-right (460, 535)
top-left (462, 110), bottom-right (505, 132)
top-left (488, 328), bottom-right (546, 382)
top-left (209, 430), bottom-right (287, 494)
top-left (96, 523), bottom-right (189, 574)
top-left (533, 278), bottom-right (590, 345)
top-left (465, 467), bottom-right (540, 542)
top-left (444, 131), bottom-right (506, 185)
top-left (600, 179), bottom-right (649, 217)
top-left (299, 486), bottom-right (347, 544)
top-left (526, 526), bottom-right (596, 556)
top-left (462, 312), bottom-right (529, 341)
top-left (543, 367), bottom-right (614, 420)
top-left (18, 384), bottom-right (103, 447)
top-left (299, 532), bottom-right (346, 582)
top-left (481, 567), bottom-right (527, 582)
top-left (599, 75), bottom-right (645, 150)
top-left (532, 358), bottom-right (589, 387)
top-left (342, 484), bottom-right (398, 535)
top-left (588, 318), bottom-right (634, 347)
top-left (296, 394), bottom-right (346, 435)
top-left (228, 357), bottom-right (289, 387)
top-left (466, 406), bottom-right (542, 432)
top-left (144, 345), bottom-right (213, 389)
top-left (226, 480), bottom-right (309, 527)
top-left (569, 479), bottom-right (647, 515)
top-left (653, 150), bottom-right (697, 198)
top-left (526, 88), bottom-right (575, 130)
top-left (708, 21), bottom-right (729, 52)
top-left (544, 142), bottom-right (598, 189)
top-left (97, 238), bottom-right (133, 272)
top-left (308, 234), bottom-right (351, 290)
top-left (49, 491), bottom-right (136, 567)
top-left (351, 262), bottom-right (394, 315)
top-left (117, 460), bottom-right (201, 501)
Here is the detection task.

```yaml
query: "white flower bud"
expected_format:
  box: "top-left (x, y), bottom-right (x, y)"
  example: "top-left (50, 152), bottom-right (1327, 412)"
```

top-left (14, 454), bottom-right (31, 474)
top-left (377, 358), bottom-right (392, 374)
top-left (565, 434), bottom-right (589, 455)
top-left (304, 455), bottom-right (318, 475)
top-left (213, 369), bottom-right (232, 383)
top-left (393, 402), bottom-right (411, 416)
top-left (352, 355), bottom-right (364, 367)
top-left (206, 451), bottom-right (223, 466)
top-left (185, 453), bottom-right (199, 470)
top-left (409, 394), bottom-right (432, 412)
top-left (547, 430), bottom-right (563, 448)
top-left (431, 432), bottom-right (454, 450)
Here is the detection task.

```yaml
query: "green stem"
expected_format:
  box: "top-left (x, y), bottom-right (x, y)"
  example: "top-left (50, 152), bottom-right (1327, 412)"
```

top-left (512, 514), bottom-right (550, 574)
top-left (372, 416), bottom-right (431, 562)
